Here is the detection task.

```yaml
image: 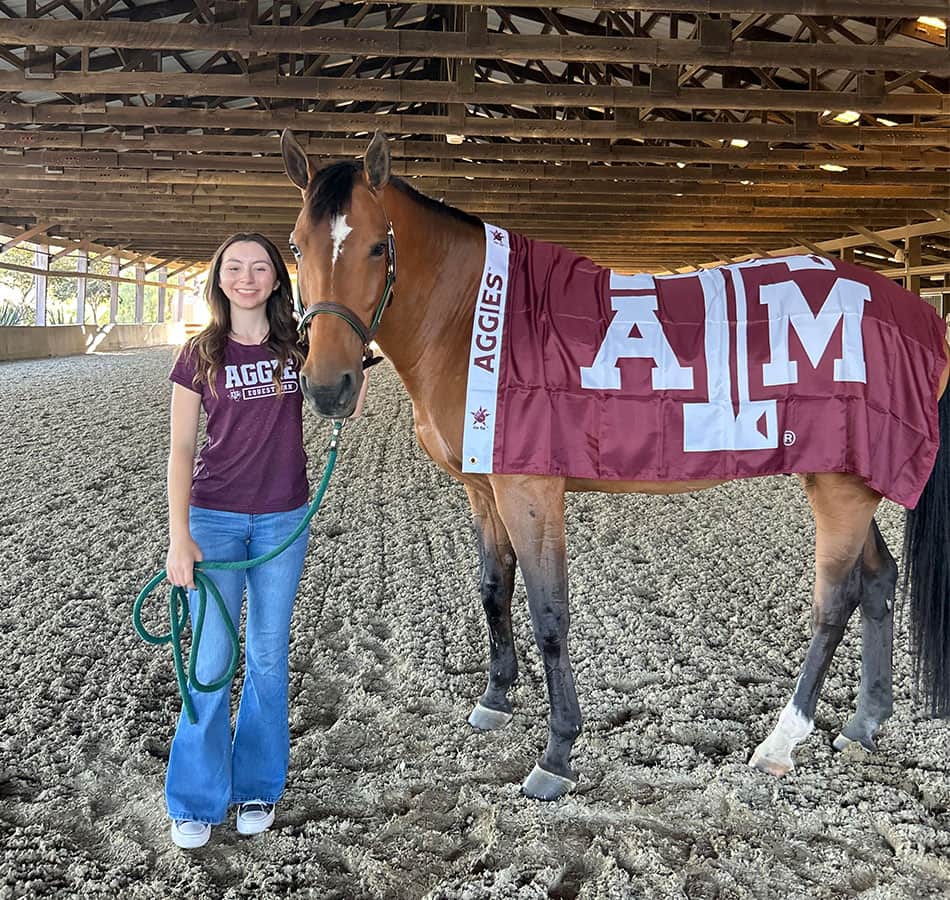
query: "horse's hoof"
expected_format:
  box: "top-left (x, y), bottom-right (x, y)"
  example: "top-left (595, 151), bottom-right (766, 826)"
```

top-left (749, 746), bottom-right (794, 778)
top-left (467, 703), bottom-right (513, 731)
top-left (521, 764), bottom-right (576, 800)
top-left (833, 731), bottom-right (876, 753)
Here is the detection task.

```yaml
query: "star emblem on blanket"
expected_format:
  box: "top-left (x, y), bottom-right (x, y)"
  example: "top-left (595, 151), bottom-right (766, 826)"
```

top-left (491, 229), bottom-right (505, 244)
top-left (471, 406), bottom-right (490, 428)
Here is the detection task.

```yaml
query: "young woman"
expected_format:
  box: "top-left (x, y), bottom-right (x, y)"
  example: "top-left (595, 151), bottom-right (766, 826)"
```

top-left (164, 232), bottom-right (310, 849)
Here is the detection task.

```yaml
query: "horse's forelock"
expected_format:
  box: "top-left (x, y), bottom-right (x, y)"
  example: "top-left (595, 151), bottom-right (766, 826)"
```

top-left (304, 158), bottom-right (484, 232)
top-left (307, 160), bottom-right (362, 223)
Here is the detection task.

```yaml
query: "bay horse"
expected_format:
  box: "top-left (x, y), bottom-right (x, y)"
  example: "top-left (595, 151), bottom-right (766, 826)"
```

top-left (281, 130), bottom-right (950, 800)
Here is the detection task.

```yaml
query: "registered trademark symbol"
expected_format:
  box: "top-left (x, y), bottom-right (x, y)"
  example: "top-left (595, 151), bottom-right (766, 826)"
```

top-left (783, 430), bottom-right (797, 446)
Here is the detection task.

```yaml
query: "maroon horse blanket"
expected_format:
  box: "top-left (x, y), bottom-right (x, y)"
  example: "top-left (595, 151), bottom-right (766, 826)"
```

top-left (461, 224), bottom-right (947, 508)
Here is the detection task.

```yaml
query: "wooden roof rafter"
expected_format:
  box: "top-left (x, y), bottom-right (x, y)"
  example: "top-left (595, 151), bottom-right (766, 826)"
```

top-left (3, 20), bottom-right (949, 74)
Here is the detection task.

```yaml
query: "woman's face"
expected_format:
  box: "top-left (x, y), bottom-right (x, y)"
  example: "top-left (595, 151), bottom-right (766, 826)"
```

top-left (218, 241), bottom-right (280, 312)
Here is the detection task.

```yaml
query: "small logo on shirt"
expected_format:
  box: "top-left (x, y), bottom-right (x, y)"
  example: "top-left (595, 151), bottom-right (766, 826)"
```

top-left (224, 359), bottom-right (298, 401)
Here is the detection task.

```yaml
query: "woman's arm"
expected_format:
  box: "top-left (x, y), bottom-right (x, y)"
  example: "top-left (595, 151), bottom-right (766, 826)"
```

top-left (166, 383), bottom-right (203, 588)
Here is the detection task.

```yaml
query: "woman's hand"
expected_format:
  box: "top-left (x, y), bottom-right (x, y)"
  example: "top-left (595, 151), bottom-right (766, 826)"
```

top-left (166, 536), bottom-right (204, 589)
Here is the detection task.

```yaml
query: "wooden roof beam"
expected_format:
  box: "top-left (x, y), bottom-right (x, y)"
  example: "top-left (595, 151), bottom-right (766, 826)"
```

top-left (117, 249), bottom-right (155, 269)
top-left (848, 223), bottom-right (904, 257)
top-left (87, 243), bottom-right (130, 264)
top-left (165, 260), bottom-right (196, 278)
top-left (4, 128), bottom-right (947, 169)
top-left (0, 258), bottom-right (182, 288)
top-left (4, 151), bottom-right (947, 185)
top-left (1, 71), bottom-right (948, 115)
top-left (794, 234), bottom-right (834, 256)
top-left (0, 21), bottom-right (947, 74)
top-left (0, 222), bottom-right (138, 265)
top-left (879, 262), bottom-right (950, 280)
top-left (3, 184), bottom-right (937, 214)
top-left (4, 103), bottom-right (944, 146)
top-left (369, 1), bottom-right (947, 14)
top-left (49, 236), bottom-right (95, 261)
top-left (2, 169), bottom-right (944, 201)
top-left (0, 71), bottom-right (950, 116)
top-left (753, 217), bottom-right (950, 258)
top-left (0, 220), bottom-right (54, 253)
top-left (145, 257), bottom-right (175, 275)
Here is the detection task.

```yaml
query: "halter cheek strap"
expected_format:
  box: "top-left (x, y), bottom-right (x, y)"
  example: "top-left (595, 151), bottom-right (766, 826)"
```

top-left (293, 225), bottom-right (396, 370)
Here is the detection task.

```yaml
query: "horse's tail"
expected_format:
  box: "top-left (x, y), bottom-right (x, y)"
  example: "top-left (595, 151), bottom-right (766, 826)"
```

top-left (903, 385), bottom-right (950, 717)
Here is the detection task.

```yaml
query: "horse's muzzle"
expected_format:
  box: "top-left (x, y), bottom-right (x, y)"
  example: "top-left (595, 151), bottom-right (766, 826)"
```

top-left (299, 370), bottom-right (362, 418)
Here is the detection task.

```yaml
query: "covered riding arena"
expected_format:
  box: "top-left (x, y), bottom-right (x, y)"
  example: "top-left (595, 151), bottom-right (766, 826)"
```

top-left (1, 3), bottom-right (949, 898)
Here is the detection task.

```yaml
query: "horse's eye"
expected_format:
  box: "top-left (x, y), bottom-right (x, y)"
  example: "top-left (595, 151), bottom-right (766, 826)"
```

top-left (289, 241), bottom-right (302, 259)
top-left (370, 241), bottom-right (387, 258)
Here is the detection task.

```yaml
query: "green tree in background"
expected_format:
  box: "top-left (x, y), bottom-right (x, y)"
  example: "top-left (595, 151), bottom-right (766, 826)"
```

top-left (1, 246), bottom-right (188, 326)
top-left (86, 258), bottom-right (113, 325)
top-left (0, 246), bottom-right (39, 325)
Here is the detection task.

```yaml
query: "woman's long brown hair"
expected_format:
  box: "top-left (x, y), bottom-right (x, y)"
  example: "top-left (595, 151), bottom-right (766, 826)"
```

top-left (180, 232), bottom-right (304, 397)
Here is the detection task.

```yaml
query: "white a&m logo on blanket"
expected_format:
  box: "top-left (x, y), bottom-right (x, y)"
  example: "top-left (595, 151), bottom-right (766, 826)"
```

top-left (462, 227), bottom-right (874, 474)
top-left (580, 257), bottom-right (870, 453)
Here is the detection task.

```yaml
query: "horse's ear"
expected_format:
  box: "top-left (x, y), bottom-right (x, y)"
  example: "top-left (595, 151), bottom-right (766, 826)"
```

top-left (364, 131), bottom-right (390, 191)
top-left (281, 129), bottom-right (311, 190)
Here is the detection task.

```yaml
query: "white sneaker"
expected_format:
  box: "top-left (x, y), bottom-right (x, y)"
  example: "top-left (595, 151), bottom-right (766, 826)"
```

top-left (236, 801), bottom-right (275, 835)
top-left (171, 819), bottom-right (211, 849)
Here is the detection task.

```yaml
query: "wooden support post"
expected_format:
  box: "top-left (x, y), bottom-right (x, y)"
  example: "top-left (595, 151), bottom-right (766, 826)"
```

top-left (176, 274), bottom-right (185, 322)
top-left (76, 248), bottom-right (87, 324)
top-left (109, 255), bottom-right (119, 323)
top-left (157, 267), bottom-right (167, 322)
top-left (34, 244), bottom-right (48, 325)
top-left (907, 235), bottom-right (922, 295)
top-left (840, 246), bottom-right (854, 263)
top-left (134, 262), bottom-right (145, 322)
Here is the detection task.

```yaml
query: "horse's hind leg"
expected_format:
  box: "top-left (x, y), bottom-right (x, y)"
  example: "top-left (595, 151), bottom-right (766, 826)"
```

top-left (464, 483), bottom-right (519, 730)
top-left (750, 474), bottom-right (880, 776)
top-left (834, 518), bottom-right (896, 752)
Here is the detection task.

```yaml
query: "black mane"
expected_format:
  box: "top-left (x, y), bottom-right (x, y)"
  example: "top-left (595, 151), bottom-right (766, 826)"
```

top-left (308, 159), bottom-right (483, 230)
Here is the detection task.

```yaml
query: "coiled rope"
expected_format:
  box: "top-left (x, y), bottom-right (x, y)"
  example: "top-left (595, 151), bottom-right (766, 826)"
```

top-left (132, 420), bottom-right (344, 723)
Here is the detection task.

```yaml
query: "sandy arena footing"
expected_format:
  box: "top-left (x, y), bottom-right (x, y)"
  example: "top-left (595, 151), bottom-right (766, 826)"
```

top-left (1, 347), bottom-right (948, 899)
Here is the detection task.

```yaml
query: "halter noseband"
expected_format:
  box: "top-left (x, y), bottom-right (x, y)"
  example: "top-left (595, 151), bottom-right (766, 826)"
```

top-left (291, 222), bottom-right (396, 371)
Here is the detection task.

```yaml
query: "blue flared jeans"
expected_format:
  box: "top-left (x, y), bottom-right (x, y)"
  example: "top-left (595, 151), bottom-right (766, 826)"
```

top-left (165, 503), bottom-right (309, 824)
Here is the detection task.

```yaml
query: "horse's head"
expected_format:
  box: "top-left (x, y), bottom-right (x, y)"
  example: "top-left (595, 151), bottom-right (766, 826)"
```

top-left (281, 129), bottom-right (395, 418)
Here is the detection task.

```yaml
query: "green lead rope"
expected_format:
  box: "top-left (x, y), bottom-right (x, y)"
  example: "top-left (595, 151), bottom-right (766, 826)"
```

top-left (133, 419), bottom-right (344, 724)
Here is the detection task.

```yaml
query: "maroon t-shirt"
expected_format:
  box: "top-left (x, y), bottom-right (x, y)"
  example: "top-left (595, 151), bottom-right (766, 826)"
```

top-left (169, 339), bottom-right (308, 514)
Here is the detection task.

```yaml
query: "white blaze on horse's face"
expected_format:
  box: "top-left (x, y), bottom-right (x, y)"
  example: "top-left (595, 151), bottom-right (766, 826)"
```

top-left (330, 214), bottom-right (353, 269)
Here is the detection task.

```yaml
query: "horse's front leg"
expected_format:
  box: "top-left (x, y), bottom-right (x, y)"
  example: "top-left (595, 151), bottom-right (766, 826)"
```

top-left (491, 475), bottom-right (581, 800)
top-left (464, 483), bottom-right (518, 730)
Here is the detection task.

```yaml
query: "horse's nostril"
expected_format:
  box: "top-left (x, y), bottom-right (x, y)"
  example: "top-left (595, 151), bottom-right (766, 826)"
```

top-left (337, 372), bottom-right (353, 406)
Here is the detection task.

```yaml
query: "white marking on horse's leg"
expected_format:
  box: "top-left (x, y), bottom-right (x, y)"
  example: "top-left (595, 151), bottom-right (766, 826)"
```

top-left (330, 214), bottom-right (352, 268)
top-left (749, 699), bottom-right (814, 777)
